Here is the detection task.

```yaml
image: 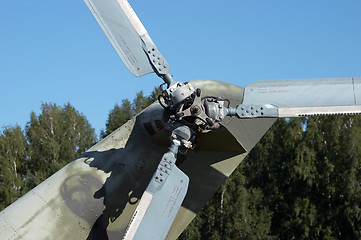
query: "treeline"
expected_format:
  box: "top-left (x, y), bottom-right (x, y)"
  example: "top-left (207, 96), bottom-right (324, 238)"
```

top-left (1, 89), bottom-right (361, 239)
top-left (0, 89), bottom-right (160, 211)
top-left (180, 116), bottom-right (361, 239)
top-left (0, 103), bottom-right (97, 210)
top-left (100, 89), bottom-right (161, 138)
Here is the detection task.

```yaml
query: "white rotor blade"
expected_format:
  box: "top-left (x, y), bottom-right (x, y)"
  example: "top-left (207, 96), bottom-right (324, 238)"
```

top-left (122, 151), bottom-right (189, 240)
top-left (84, 0), bottom-right (155, 77)
top-left (242, 77), bottom-right (361, 117)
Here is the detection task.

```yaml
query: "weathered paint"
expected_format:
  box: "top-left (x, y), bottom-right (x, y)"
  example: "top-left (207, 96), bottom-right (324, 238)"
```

top-left (0, 80), bottom-right (275, 239)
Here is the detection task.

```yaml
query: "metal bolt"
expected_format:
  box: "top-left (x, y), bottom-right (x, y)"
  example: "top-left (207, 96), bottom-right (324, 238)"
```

top-left (191, 105), bottom-right (201, 115)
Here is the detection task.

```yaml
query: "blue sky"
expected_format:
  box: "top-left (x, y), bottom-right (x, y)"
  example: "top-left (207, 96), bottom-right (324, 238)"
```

top-left (1, 0), bottom-right (360, 137)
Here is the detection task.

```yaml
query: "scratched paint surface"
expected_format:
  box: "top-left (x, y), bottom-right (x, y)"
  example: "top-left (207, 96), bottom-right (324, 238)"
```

top-left (85, 0), bottom-right (154, 76)
top-left (243, 77), bottom-right (361, 108)
top-left (352, 77), bottom-right (360, 105)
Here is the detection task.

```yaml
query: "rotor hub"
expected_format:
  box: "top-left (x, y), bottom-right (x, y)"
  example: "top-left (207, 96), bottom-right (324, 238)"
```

top-left (159, 83), bottom-right (228, 132)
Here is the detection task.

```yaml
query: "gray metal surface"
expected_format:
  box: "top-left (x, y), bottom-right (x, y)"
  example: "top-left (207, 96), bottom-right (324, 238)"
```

top-left (123, 140), bottom-right (189, 240)
top-left (241, 77), bottom-right (361, 118)
top-left (1, 0), bottom-right (358, 238)
top-left (0, 80), bottom-right (276, 240)
top-left (133, 165), bottom-right (188, 240)
top-left (243, 77), bottom-right (361, 107)
top-left (84, 0), bottom-right (155, 77)
top-left (226, 104), bottom-right (279, 118)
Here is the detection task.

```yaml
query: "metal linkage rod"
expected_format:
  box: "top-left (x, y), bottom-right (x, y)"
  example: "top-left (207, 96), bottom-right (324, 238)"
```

top-left (225, 104), bottom-right (278, 118)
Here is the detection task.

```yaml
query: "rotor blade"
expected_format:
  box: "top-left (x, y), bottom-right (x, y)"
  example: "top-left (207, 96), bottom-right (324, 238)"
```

top-left (242, 77), bottom-right (361, 117)
top-left (122, 151), bottom-right (189, 240)
top-left (84, 0), bottom-right (164, 77)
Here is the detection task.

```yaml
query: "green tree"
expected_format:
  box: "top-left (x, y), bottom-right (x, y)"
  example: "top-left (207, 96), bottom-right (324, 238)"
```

top-left (26, 102), bottom-right (96, 187)
top-left (340, 116), bottom-right (361, 239)
top-left (304, 116), bottom-right (361, 239)
top-left (241, 116), bottom-right (361, 239)
top-left (180, 165), bottom-right (274, 240)
top-left (0, 126), bottom-right (27, 211)
top-left (133, 91), bottom-right (151, 115)
top-left (101, 87), bottom-right (162, 138)
top-left (182, 115), bottom-right (360, 239)
top-left (148, 86), bottom-right (162, 103)
top-left (101, 99), bottom-right (132, 138)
